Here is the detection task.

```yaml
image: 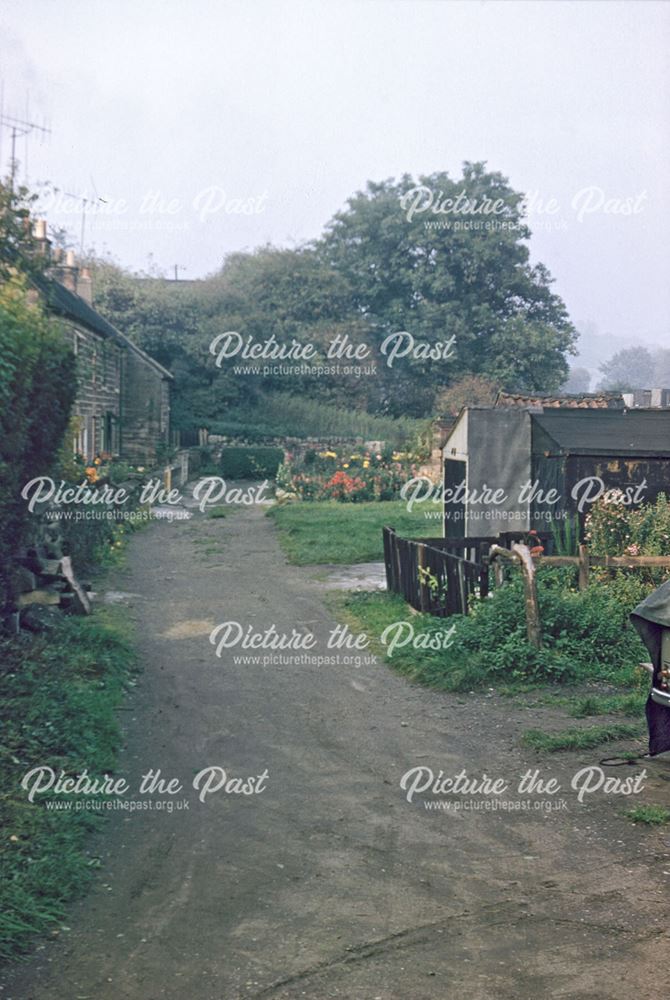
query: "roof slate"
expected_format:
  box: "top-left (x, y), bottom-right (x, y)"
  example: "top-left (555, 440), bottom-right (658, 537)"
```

top-left (533, 409), bottom-right (670, 456)
top-left (32, 272), bottom-right (173, 380)
top-left (497, 391), bottom-right (623, 409)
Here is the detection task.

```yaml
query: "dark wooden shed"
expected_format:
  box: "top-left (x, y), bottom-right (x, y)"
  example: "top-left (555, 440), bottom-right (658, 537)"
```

top-left (442, 407), bottom-right (670, 538)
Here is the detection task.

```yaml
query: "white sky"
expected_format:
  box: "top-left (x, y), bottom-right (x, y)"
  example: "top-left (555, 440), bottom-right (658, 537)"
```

top-left (0, 0), bottom-right (668, 347)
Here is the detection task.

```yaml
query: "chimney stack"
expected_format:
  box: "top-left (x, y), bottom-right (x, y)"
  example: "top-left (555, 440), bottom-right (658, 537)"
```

top-left (54, 250), bottom-right (79, 294)
top-left (77, 265), bottom-right (93, 305)
top-left (31, 218), bottom-right (51, 259)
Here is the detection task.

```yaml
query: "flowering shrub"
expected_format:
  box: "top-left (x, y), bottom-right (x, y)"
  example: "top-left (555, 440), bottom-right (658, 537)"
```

top-left (585, 492), bottom-right (670, 587)
top-left (322, 470), bottom-right (368, 501)
top-left (278, 447), bottom-right (419, 502)
top-left (585, 492), bottom-right (670, 557)
top-left (79, 456), bottom-right (146, 486)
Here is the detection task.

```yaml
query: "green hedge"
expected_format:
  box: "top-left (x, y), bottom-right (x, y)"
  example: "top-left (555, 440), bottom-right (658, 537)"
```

top-left (220, 446), bottom-right (284, 479)
top-left (0, 277), bottom-right (75, 609)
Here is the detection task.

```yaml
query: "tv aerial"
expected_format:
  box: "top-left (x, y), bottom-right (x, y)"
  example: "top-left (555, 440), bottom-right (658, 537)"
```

top-left (0, 112), bottom-right (51, 189)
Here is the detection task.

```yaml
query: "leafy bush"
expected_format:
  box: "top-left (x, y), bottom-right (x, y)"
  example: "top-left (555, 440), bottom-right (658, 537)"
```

top-left (586, 492), bottom-right (670, 557)
top-left (339, 566), bottom-right (649, 691)
top-left (457, 568), bottom-right (647, 684)
top-left (220, 446), bottom-right (284, 479)
top-left (585, 492), bottom-right (670, 586)
top-left (0, 276), bottom-right (76, 608)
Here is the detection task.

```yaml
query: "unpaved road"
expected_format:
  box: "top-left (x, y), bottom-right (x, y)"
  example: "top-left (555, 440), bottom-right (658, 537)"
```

top-left (2, 502), bottom-right (670, 1000)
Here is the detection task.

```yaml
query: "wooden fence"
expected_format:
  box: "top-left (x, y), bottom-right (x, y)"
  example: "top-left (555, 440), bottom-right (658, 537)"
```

top-left (382, 527), bottom-right (490, 616)
top-left (529, 545), bottom-right (670, 590)
top-left (382, 528), bottom-right (670, 626)
top-left (490, 543), bottom-right (670, 648)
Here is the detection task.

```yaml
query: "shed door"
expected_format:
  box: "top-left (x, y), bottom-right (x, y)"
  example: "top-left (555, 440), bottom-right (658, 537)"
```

top-left (444, 458), bottom-right (466, 539)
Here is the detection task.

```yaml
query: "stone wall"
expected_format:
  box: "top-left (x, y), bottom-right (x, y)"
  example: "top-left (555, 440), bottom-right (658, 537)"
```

top-left (65, 321), bottom-right (123, 460)
top-left (120, 351), bottom-right (171, 464)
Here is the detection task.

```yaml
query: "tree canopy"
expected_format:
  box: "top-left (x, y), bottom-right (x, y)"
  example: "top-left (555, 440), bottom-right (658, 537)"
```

top-left (90, 163), bottom-right (578, 427)
top-left (599, 346), bottom-right (670, 391)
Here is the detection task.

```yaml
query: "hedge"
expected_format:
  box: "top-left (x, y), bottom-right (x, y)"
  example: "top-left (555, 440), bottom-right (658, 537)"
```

top-left (220, 446), bottom-right (284, 479)
top-left (0, 277), bottom-right (75, 609)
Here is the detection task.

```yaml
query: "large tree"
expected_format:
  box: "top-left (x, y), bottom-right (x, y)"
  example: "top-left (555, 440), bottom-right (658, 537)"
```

top-left (91, 165), bottom-right (579, 429)
top-left (317, 162), bottom-right (577, 415)
top-left (91, 247), bottom-right (376, 429)
top-left (599, 346), bottom-right (670, 391)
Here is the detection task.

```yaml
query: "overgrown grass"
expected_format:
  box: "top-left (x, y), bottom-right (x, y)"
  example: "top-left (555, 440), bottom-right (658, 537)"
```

top-left (268, 500), bottom-right (442, 564)
top-left (521, 723), bottom-right (643, 753)
top-left (625, 805), bottom-right (670, 826)
top-left (0, 611), bottom-right (136, 962)
top-left (335, 567), bottom-right (650, 692)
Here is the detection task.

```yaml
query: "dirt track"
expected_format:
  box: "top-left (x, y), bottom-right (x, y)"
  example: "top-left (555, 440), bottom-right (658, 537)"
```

top-left (2, 503), bottom-right (670, 1000)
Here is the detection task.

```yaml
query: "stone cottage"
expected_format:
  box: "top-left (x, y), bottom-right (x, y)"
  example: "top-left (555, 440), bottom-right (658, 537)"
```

top-left (30, 230), bottom-right (173, 465)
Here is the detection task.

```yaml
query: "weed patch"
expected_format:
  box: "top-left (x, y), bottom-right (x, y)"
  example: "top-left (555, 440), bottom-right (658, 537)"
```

top-left (0, 611), bottom-right (136, 961)
top-left (625, 805), bottom-right (670, 826)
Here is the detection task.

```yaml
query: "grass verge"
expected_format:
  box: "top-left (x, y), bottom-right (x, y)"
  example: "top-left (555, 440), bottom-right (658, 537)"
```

top-left (566, 692), bottom-right (647, 719)
top-left (334, 585), bottom-right (649, 693)
top-left (267, 499), bottom-right (442, 565)
top-left (0, 610), bottom-right (136, 962)
top-left (521, 723), bottom-right (643, 753)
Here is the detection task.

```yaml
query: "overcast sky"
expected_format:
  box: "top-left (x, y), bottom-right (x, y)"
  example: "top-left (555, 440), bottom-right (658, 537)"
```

top-left (1, 0), bottom-right (668, 351)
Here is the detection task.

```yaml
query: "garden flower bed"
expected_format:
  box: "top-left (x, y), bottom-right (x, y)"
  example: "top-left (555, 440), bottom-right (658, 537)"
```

top-left (277, 446), bottom-right (421, 503)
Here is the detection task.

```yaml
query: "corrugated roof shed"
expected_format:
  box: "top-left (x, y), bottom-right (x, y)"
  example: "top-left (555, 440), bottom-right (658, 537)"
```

top-left (533, 409), bottom-right (670, 456)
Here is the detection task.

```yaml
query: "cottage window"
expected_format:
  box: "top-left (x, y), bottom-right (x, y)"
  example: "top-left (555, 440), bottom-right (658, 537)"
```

top-left (73, 419), bottom-right (88, 459)
top-left (103, 412), bottom-right (120, 456)
top-left (90, 416), bottom-right (98, 458)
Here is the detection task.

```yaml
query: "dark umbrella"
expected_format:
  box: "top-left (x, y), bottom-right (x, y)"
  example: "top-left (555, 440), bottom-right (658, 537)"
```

top-left (630, 580), bottom-right (670, 756)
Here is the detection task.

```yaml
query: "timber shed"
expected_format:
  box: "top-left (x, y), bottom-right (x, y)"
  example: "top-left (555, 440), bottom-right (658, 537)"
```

top-left (442, 407), bottom-right (670, 538)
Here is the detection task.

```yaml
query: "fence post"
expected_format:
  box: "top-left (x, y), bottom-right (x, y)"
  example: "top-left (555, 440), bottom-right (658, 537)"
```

top-left (512, 543), bottom-right (542, 648)
top-left (382, 527), bottom-right (392, 591)
top-left (480, 551), bottom-right (490, 599)
top-left (417, 543), bottom-right (429, 612)
top-left (578, 544), bottom-right (589, 591)
top-left (395, 535), bottom-right (403, 599)
top-left (457, 559), bottom-right (467, 614)
top-left (490, 544), bottom-right (542, 649)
